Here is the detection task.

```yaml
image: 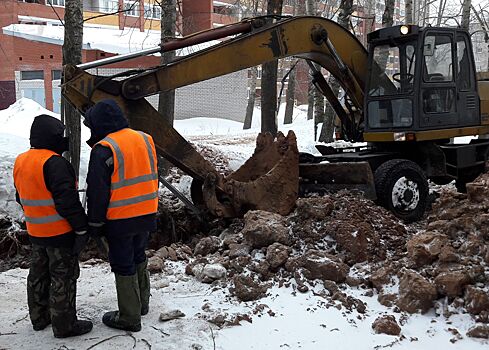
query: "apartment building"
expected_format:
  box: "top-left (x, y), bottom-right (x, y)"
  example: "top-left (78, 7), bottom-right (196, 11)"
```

top-left (0, 0), bottom-right (248, 121)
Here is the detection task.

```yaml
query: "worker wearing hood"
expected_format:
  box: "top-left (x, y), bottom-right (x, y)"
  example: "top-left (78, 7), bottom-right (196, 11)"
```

top-left (84, 99), bottom-right (157, 332)
top-left (13, 114), bottom-right (93, 338)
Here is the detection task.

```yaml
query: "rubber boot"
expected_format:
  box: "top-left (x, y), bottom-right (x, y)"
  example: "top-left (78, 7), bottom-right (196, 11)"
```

top-left (102, 273), bottom-right (142, 332)
top-left (136, 259), bottom-right (150, 316)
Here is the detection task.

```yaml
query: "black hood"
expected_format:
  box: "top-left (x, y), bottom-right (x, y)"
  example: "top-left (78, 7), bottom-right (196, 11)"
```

top-left (84, 99), bottom-right (129, 147)
top-left (30, 114), bottom-right (69, 154)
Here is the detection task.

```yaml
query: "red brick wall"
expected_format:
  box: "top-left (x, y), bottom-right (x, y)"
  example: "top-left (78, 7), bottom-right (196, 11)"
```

top-left (17, 1), bottom-right (65, 20)
top-left (0, 0), bottom-right (18, 108)
top-left (0, 0), bottom-right (17, 81)
top-left (0, 0), bottom-right (200, 110)
top-left (182, 0), bottom-right (212, 35)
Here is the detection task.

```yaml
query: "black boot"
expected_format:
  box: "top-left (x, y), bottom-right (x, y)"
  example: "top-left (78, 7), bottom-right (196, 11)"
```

top-left (103, 273), bottom-right (142, 332)
top-left (32, 318), bottom-right (51, 331)
top-left (54, 320), bottom-right (93, 338)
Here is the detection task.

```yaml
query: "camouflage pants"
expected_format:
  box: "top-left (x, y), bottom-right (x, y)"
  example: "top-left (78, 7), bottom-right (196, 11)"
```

top-left (27, 244), bottom-right (80, 336)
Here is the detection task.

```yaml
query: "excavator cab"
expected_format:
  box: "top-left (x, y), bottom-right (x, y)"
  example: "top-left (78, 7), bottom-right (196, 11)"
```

top-left (364, 25), bottom-right (480, 138)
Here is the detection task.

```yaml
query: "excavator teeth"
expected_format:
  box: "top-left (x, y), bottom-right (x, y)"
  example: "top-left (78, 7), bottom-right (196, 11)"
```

top-left (203, 130), bottom-right (300, 217)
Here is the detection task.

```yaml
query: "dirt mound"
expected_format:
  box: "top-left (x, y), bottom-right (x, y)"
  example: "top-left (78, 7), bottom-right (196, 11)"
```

top-left (288, 193), bottom-right (407, 265)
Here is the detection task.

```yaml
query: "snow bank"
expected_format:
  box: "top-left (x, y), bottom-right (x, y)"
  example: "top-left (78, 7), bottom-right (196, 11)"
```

top-left (0, 99), bottom-right (91, 220)
top-left (0, 99), bottom-right (58, 220)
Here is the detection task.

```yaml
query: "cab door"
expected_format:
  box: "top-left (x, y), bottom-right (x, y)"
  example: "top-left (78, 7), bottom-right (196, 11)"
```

top-left (455, 32), bottom-right (480, 127)
top-left (419, 31), bottom-right (458, 128)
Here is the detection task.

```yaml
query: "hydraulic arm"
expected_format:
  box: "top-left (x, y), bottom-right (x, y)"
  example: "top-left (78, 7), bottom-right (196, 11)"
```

top-left (62, 16), bottom-right (370, 217)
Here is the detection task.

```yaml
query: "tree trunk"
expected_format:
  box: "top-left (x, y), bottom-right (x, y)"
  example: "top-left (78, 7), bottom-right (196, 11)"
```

top-left (306, 0), bottom-right (315, 121)
top-left (283, 1), bottom-right (297, 125)
top-left (314, 80), bottom-right (325, 141)
top-left (244, 66), bottom-right (258, 129)
top-left (383, 0), bottom-right (395, 27)
top-left (158, 0), bottom-right (177, 174)
top-left (260, 0), bottom-right (283, 135)
top-left (337, 0), bottom-right (353, 29)
top-left (283, 64), bottom-right (296, 124)
top-left (461, 0), bottom-right (471, 31)
top-left (414, 0), bottom-right (420, 24)
top-left (240, 0), bottom-right (260, 129)
top-left (62, 0), bottom-right (83, 177)
top-left (158, 0), bottom-right (177, 125)
top-left (405, 0), bottom-right (413, 24)
top-left (436, 0), bottom-right (447, 26)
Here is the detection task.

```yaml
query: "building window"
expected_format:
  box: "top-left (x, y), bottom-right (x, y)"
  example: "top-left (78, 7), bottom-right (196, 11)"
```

top-left (124, 1), bottom-right (139, 17)
top-left (51, 70), bottom-right (62, 80)
top-left (18, 0), bottom-right (41, 3)
top-left (47, 0), bottom-right (65, 6)
top-left (21, 70), bottom-right (44, 80)
top-left (100, 0), bottom-right (119, 13)
top-left (144, 4), bottom-right (161, 19)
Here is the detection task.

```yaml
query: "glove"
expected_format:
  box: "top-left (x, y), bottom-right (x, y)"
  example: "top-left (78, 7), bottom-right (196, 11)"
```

top-left (73, 231), bottom-right (89, 255)
top-left (88, 225), bottom-right (108, 257)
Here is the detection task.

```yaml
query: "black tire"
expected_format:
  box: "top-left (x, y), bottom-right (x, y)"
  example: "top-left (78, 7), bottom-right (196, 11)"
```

top-left (374, 159), bottom-right (429, 223)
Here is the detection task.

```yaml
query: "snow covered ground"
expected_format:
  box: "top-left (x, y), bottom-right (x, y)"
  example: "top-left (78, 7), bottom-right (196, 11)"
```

top-left (1, 99), bottom-right (488, 349)
top-left (0, 262), bottom-right (486, 350)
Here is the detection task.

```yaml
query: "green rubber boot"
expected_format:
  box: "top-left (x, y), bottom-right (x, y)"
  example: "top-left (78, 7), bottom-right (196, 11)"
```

top-left (136, 259), bottom-right (150, 316)
top-left (102, 273), bottom-right (141, 332)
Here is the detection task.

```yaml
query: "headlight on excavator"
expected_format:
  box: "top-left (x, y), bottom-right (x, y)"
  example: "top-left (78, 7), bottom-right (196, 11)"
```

top-left (400, 25), bottom-right (410, 35)
top-left (394, 132), bottom-right (415, 141)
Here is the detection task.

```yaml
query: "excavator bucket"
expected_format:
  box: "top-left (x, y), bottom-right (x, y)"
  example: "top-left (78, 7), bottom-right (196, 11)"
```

top-left (201, 130), bottom-right (300, 217)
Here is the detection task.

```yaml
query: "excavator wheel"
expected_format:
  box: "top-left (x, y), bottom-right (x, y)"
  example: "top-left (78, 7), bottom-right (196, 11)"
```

top-left (374, 159), bottom-right (428, 223)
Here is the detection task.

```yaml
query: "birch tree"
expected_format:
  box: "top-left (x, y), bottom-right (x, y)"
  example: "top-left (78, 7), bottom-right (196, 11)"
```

top-left (62, 0), bottom-right (83, 176)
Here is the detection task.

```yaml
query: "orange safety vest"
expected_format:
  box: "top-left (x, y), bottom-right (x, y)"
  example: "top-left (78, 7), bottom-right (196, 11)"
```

top-left (97, 128), bottom-right (158, 220)
top-left (13, 149), bottom-right (73, 237)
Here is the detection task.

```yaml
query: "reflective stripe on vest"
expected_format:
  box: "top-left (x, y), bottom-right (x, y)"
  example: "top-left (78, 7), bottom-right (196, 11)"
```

top-left (13, 149), bottom-right (73, 237)
top-left (97, 129), bottom-right (158, 220)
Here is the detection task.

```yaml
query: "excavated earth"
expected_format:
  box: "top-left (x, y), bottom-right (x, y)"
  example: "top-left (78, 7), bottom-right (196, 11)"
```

top-left (1, 149), bottom-right (489, 339)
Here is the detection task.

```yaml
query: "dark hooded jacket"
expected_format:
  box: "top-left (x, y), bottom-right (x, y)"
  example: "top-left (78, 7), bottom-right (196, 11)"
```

top-left (16, 114), bottom-right (88, 247)
top-left (85, 100), bottom-right (156, 236)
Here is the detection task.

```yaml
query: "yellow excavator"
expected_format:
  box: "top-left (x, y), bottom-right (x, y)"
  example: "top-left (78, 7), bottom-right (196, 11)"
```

top-left (62, 16), bottom-right (489, 222)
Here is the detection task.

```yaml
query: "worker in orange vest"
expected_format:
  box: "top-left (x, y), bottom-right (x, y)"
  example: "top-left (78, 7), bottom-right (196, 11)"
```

top-left (13, 115), bottom-right (93, 338)
top-left (83, 99), bottom-right (158, 332)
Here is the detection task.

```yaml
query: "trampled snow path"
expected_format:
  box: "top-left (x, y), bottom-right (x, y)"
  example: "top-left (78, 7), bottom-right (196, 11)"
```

top-left (0, 262), bottom-right (487, 350)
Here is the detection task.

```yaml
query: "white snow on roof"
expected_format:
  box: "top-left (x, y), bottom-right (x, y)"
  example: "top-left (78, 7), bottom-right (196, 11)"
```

top-left (2, 23), bottom-right (220, 57)
top-left (213, 0), bottom-right (237, 7)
